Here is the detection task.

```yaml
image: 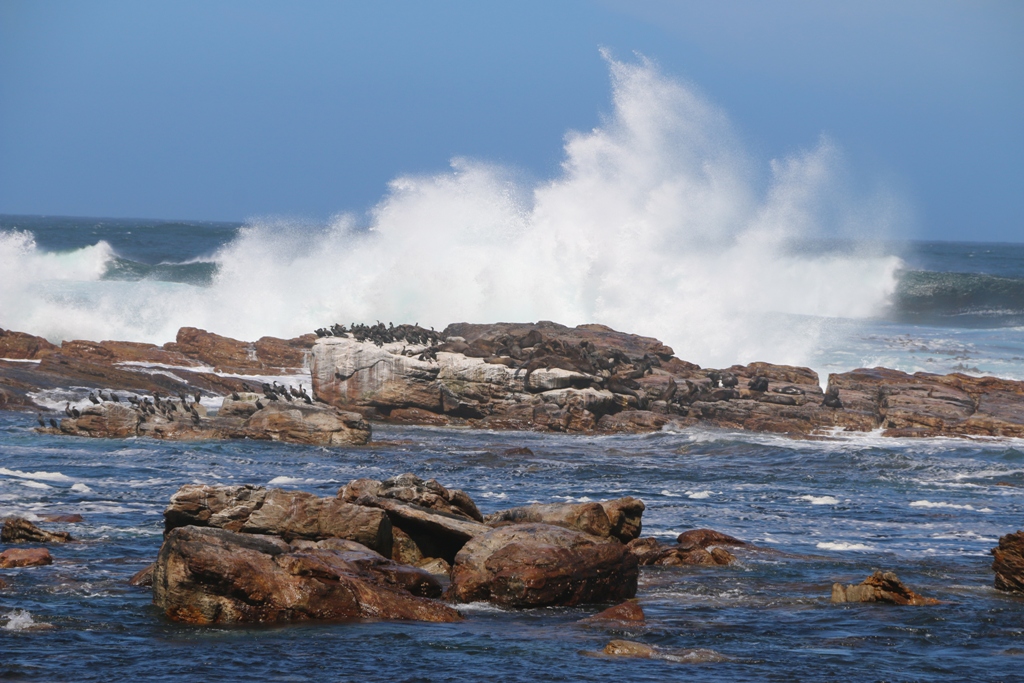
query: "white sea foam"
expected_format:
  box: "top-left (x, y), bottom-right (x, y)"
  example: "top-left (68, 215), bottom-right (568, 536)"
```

top-left (71, 483), bottom-right (93, 493)
top-left (816, 541), bottom-right (874, 551)
top-left (686, 490), bottom-right (713, 499)
top-left (798, 495), bottom-right (839, 505)
top-left (910, 500), bottom-right (991, 512)
top-left (0, 53), bottom-right (902, 371)
top-left (267, 476), bottom-right (330, 486)
top-left (0, 468), bottom-right (73, 482)
top-left (3, 610), bottom-right (49, 631)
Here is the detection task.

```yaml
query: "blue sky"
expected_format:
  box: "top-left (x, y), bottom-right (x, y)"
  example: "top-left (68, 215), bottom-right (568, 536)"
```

top-left (0, 0), bottom-right (1020, 242)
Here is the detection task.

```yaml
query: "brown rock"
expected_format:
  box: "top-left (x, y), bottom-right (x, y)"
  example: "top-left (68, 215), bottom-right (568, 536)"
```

top-left (415, 557), bottom-right (452, 576)
top-left (485, 501), bottom-right (613, 538)
top-left (359, 497), bottom-right (490, 564)
top-left (597, 410), bottom-right (670, 433)
top-left (129, 562), bottom-right (155, 587)
top-left (0, 577), bottom-right (6, 589)
top-left (831, 571), bottom-right (939, 605)
top-left (656, 548), bottom-right (717, 566)
top-left (448, 523), bottom-right (639, 608)
top-left (372, 473), bottom-right (483, 522)
top-left (163, 484), bottom-right (393, 556)
top-left (152, 526), bottom-right (461, 624)
top-left (0, 547), bottom-right (53, 568)
top-left (601, 497), bottom-right (645, 542)
top-left (602, 640), bottom-right (658, 658)
top-left (241, 401), bottom-right (371, 446)
top-left (580, 599), bottom-right (645, 624)
top-left (992, 530), bottom-right (1024, 593)
top-left (241, 489), bottom-right (393, 556)
top-left (253, 334), bottom-right (316, 369)
top-left (1, 517), bottom-right (73, 543)
top-left (163, 327), bottom-right (257, 374)
top-left (40, 514), bottom-right (84, 523)
top-left (60, 339), bottom-right (199, 367)
top-left (599, 640), bottom-right (729, 663)
top-left (709, 547), bottom-right (736, 565)
top-left (625, 537), bottom-right (667, 566)
top-left (0, 328), bottom-right (57, 359)
top-left (390, 526), bottom-right (424, 565)
top-left (676, 528), bottom-right (747, 549)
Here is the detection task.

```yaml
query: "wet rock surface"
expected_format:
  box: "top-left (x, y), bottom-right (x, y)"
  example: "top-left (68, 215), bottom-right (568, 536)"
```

top-left (831, 571), bottom-right (940, 606)
top-left (0, 547), bottom-right (53, 568)
top-left (448, 523), bottom-right (639, 608)
top-left (992, 530), bottom-right (1024, 593)
top-left (152, 526), bottom-right (460, 624)
top-left (1, 517), bottom-right (73, 543)
top-left (579, 599), bottom-right (646, 624)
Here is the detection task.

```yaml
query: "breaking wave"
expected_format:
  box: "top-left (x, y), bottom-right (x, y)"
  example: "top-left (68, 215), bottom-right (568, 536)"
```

top-left (0, 53), bottom-right (904, 369)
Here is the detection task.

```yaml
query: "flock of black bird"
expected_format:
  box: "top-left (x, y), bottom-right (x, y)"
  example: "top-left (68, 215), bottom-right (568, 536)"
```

top-left (314, 322), bottom-right (442, 348)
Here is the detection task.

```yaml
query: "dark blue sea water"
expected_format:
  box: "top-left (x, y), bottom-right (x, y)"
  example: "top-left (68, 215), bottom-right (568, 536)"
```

top-left (1, 215), bottom-right (1024, 681)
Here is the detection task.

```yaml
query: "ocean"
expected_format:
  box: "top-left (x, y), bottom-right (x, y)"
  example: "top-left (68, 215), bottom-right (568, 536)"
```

top-left (0, 215), bottom-right (1023, 681)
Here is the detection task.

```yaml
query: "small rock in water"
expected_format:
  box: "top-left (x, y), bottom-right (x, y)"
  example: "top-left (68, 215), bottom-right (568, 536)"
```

top-left (0, 547), bottom-right (53, 568)
top-left (40, 514), bottom-right (84, 523)
top-left (831, 571), bottom-right (939, 605)
top-left (597, 640), bottom-right (729, 664)
top-left (128, 562), bottom-right (155, 587)
top-left (579, 599), bottom-right (645, 624)
top-left (1, 517), bottom-right (73, 543)
top-left (2, 609), bottom-right (54, 632)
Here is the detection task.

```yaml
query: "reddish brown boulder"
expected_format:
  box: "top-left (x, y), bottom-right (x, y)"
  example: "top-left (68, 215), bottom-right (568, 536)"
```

top-left (625, 537), bottom-right (667, 566)
top-left (1, 517), bottom-right (73, 543)
top-left (677, 528), bottom-right (747, 549)
top-left (601, 497), bottom-right (645, 542)
top-left (163, 484), bottom-right (392, 556)
top-left (358, 497), bottom-right (490, 564)
top-left (0, 328), bottom-right (57, 359)
top-left (253, 334), bottom-right (316, 369)
top-left (0, 547), bottom-right (53, 568)
top-left (831, 571), bottom-right (939, 605)
top-left (992, 530), bottom-right (1024, 593)
top-left (485, 501), bottom-right (613, 538)
top-left (152, 526), bottom-right (461, 624)
top-left (448, 523), bottom-right (639, 608)
top-left (580, 599), bottom-right (645, 624)
top-left (163, 327), bottom-right (255, 373)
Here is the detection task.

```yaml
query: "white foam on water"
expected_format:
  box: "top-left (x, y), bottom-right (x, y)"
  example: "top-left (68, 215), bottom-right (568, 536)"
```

top-left (686, 490), bottom-right (713, 499)
top-left (2, 610), bottom-right (48, 631)
top-left (480, 491), bottom-right (508, 499)
top-left (909, 500), bottom-right (989, 511)
top-left (71, 483), bottom-right (93, 493)
top-left (0, 53), bottom-right (903, 373)
top-left (0, 468), bottom-right (73, 482)
top-left (816, 541), bottom-right (875, 551)
top-left (267, 476), bottom-right (333, 486)
top-left (797, 495), bottom-right (839, 505)
top-left (17, 480), bottom-right (52, 490)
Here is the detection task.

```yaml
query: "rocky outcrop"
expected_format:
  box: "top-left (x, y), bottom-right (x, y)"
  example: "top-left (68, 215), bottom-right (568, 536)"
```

top-left (597, 640), bottom-right (729, 663)
top-left (0, 328), bottom-right (57, 359)
top-left (40, 397), bottom-right (371, 446)
top-left (163, 484), bottom-right (392, 556)
top-left (1, 517), bottom-right (73, 543)
top-left (0, 547), bottom-right (53, 568)
top-left (826, 368), bottom-right (1024, 438)
top-left (992, 530), bottom-right (1024, 593)
top-left (484, 497), bottom-right (644, 542)
top-left (339, 473), bottom-right (483, 522)
top-left (7, 321), bottom-right (1024, 440)
top-left (152, 526), bottom-right (461, 624)
top-left (831, 571), bottom-right (939, 605)
top-left (625, 529), bottom-right (746, 567)
top-left (448, 523), bottom-right (639, 608)
top-left (358, 497), bottom-right (490, 564)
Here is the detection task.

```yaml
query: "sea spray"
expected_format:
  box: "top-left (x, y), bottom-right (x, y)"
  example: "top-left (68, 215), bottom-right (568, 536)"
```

top-left (0, 54), bottom-right (903, 369)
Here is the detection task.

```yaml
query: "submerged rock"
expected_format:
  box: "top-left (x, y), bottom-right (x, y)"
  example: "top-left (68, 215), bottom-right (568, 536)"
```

top-left (992, 530), bottom-right (1024, 593)
top-left (831, 571), bottom-right (939, 605)
top-left (0, 547), bottom-right (53, 568)
top-left (1, 517), bottom-right (73, 543)
top-left (579, 599), bottom-right (645, 624)
top-left (448, 523), bottom-right (638, 608)
top-left (152, 526), bottom-right (461, 625)
top-left (597, 640), bottom-right (730, 663)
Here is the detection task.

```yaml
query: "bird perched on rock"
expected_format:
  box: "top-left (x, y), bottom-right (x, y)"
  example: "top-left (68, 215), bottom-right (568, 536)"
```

top-left (49, 418), bottom-right (59, 429)
top-left (88, 393), bottom-right (100, 405)
top-left (255, 399), bottom-right (264, 410)
top-left (110, 393), bottom-right (120, 403)
top-left (71, 406), bottom-right (80, 418)
top-left (64, 402), bottom-right (72, 417)
top-left (37, 414), bottom-right (45, 428)
top-left (194, 391), bottom-right (201, 404)
top-left (231, 391), bottom-right (241, 401)
top-left (748, 376), bottom-right (769, 392)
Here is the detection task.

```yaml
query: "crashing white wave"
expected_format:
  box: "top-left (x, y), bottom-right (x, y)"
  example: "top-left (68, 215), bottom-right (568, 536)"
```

top-left (0, 53), bottom-right (902, 369)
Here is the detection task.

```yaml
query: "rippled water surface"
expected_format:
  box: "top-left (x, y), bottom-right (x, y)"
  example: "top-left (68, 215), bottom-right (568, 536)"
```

top-left (2, 412), bottom-right (1024, 681)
